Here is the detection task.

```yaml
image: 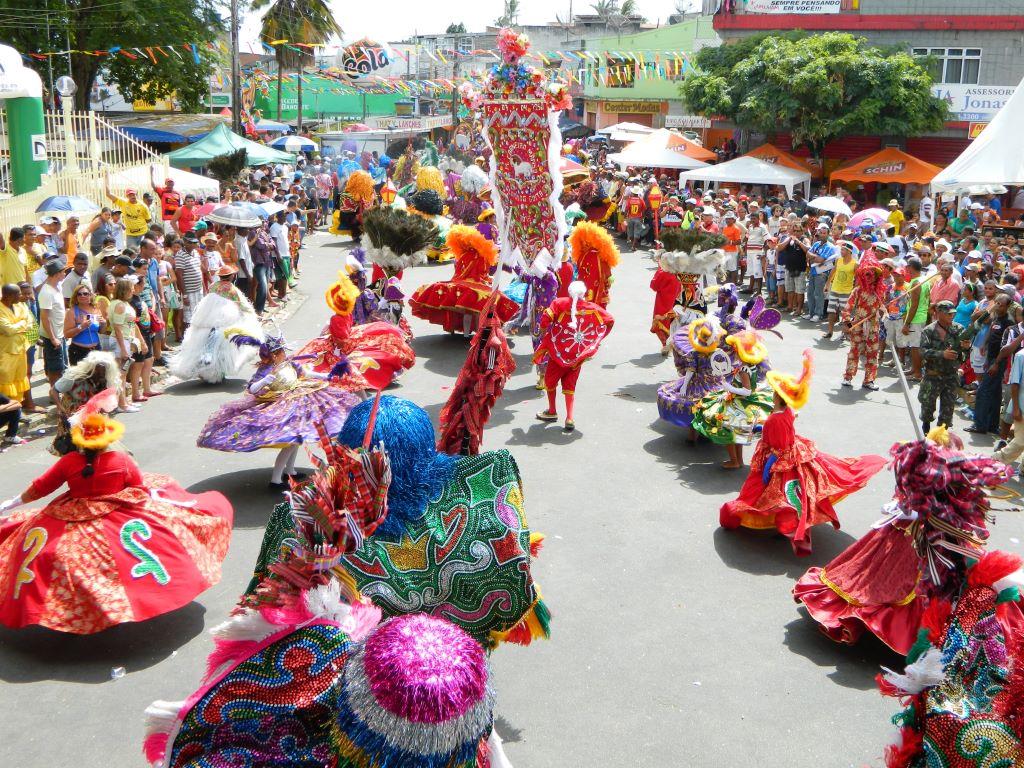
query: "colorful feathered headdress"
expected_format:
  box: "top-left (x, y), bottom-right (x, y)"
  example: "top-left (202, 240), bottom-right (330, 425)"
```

top-left (69, 388), bottom-right (124, 450)
top-left (415, 165), bottom-right (445, 198)
top-left (325, 271), bottom-right (361, 316)
top-left (570, 221), bottom-right (619, 269)
top-left (344, 170), bottom-right (374, 204)
top-left (446, 224), bottom-right (498, 268)
top-left (361, 206), bottom-right (437, 272)
top-left (767, 350), bottom-right (814, 411)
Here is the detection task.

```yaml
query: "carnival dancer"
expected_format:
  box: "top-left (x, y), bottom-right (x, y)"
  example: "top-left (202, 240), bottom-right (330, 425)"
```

top-left (719, 351), bottom-right (887, 556)
top-left (793, 427), bottom-right (1015, 653)
top-left (196, 334), bottom-right (361, 492)
top-left (534, 280), bottom-right (614, 432)
top-left (692, 328), bottom-right (775, 469)
top-left (248, 395), bottom-right (550, 648)
top-left (144, 413), bottom-right (514, 767)
top-left (298, 271), bottom-right (414, 390)
top-left (447, 164), bottom-right (489, 226)
top-left (476, 207), bottom-right (498, 242)
top-left (0, 390), bottom-right (232, 634)
top-left (343, 249), bottom-right (379, 326)
top-left (48, 350), bottom-right (121, 455)
top-left (649, 229), bottom-right (728, 350)
top-left (410, 225), bottom-right (519, 337)
top-left (876, 550), bottom-right (1024, 768)
top-left (840, 251), bottom-right (886, 390)
top-left (657, 316), bottom-right (732, 442)
top-left (509, 250), bottom-right (559, 388)
top-left (407, 189), bottom-right (452, 262)
top-left (331, 169), bottom-right (374, 241)
top-left (169, 264), bottom-right (264, 384)
top-left (570, 221), bottom-right (619, 308)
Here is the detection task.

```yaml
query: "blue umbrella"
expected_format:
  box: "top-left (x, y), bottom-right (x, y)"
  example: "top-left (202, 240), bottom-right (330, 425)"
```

top-left (269, 135), bottom-right (317, 152)
top-left (35, 195), bottom-right (100, 214)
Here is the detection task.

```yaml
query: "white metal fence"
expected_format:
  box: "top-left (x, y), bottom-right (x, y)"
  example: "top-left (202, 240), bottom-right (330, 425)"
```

top-left (0, 109), bottom-right (168, 235)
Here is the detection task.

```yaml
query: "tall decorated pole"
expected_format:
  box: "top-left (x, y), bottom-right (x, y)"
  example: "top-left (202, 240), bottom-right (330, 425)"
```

top-left (459, 29), bottom-right (573, 270)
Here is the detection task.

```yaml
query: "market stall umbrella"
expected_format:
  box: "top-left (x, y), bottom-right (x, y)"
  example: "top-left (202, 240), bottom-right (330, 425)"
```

top-left (560, 157), bottom-right (590, 185)
top-left (744, 143), bottom-right (817, 175)
top-left (194, 202), bottom-right (219, 217)
top-left (808, 196), bottom-right (853, 217)
top-left (623, 129), bottom-right (716, 162)
top-left (259, 200), bottom-right (286, 216)
top-left (269, 135), bottom-right (318, 152)
top-left (830, 147), bottom-right (942, 187)
top-left (609, 129), bottom-right (713, 171)
top-left (931, 75), bottom-right (1024, 193)
top-left (848, 208), bottom-right (890, 230)
top-left (35, 195), bottom-right (100, 214)
top-left (254, 119), bottom-right (291, 133)
top-left (165, 123), bottom-right (294, 169)
top-left (206, 202), bottom-right (263, 228)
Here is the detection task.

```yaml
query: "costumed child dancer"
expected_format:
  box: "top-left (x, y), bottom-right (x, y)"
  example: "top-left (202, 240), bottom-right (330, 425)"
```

top-left (656, 316), bottom-right (731, 443)
top-left (719, 351), bottom-right (887, 556)
top-left (570, 221), bottom-right (619, 308)
top-left (298, 270), bottom-right (414, 390)
top-left (409, 224), bottom-right (519, 337)
top-left (0, 389), bottom-right (232, 634)
top-left (534, 280), bottom-right (614, 432)
top-left (794, 426), bottom-right (1017, 654)
top-left (331, 169), bottom-right (374, 241)
top-left (169, 264), bottom-right (264, 384)
top-left (196, 334), bottom-right (361, 491)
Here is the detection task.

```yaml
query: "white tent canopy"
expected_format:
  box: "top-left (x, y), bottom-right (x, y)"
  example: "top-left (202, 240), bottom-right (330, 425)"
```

top-left (931, 78), bottom-right (1023, 193)
top-left (678, 155), bottom-right (811, 196)
top-left (597, 121), bottom-right (655, 143)
top-left (114, 165), bottom-right (220, 200)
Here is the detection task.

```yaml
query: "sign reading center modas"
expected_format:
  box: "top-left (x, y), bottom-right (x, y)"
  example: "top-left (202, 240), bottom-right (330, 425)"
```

top-left (746, 0), bottom-right (841, 12)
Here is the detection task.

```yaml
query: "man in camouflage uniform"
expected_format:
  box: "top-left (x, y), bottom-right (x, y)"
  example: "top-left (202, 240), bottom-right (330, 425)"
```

top-left (918, 300), bottom-right (967, 433)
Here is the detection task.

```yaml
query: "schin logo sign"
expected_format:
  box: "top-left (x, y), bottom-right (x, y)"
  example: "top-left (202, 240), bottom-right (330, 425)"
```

top-left (863, 162), bottom-right (905, 176)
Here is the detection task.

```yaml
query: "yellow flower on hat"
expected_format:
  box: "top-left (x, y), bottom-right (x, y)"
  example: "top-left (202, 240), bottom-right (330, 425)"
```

top-left (766, 350), bottom-right (814, 411)
top-left (725, 330), bottom-right (768, 366)
top-left (687, 318), bottom-right (721, 355)
top-left (71, 412), bottom-right (124, 451)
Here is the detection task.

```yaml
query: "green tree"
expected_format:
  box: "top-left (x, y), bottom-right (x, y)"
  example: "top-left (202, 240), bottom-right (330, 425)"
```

top-left (495, 0), bottom-right (520, 26)
top-left (253, 0), bottom-right (342, 128)
top-left (620, 0), bottom-right (644, 20)
top-left (0, 0), bottom-right (223, 111)
top-left (446, 23), bottom-right (467, 34)
top-left (680, 32), bottom-right (947, 161)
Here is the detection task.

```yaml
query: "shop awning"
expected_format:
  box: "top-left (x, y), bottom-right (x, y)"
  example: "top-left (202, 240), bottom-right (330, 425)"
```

top-left (830, 147), bottom-right (942, 186)
top-left (118, 126), bottom-right (191, 144)
top-left (165, 123), bottom-right (295, 168)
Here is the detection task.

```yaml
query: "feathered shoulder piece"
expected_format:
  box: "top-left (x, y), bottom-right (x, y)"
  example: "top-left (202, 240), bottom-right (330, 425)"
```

top-left (570, 221), bottom-right (619, 268)
top-left (361, 206), bottom-right (437, 271)
top-left (446, 224), bottom-right (498, 268)
top-left (459, 164), bottom-right (488, 196)
top-left (659, 229), bottom-right (729, 274)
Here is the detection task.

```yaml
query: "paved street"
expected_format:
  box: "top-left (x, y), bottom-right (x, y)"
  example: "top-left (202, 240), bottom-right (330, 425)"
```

top-left (1, 232), bottom-right (1021, 768)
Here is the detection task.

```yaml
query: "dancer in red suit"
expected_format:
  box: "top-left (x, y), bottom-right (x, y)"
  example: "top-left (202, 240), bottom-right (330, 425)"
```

top-left (570, 221), bottom-right (619, 308)
top-left (534, 280), bottom-right (614, 432)
top-left (299, 270), bottom-right (414, 391)
top-left (410, 225), bottom-right (518, 336)
top-left (719, 351), bottom-right (886, 556)
top-left (0, 390), bottom-right (232, 634)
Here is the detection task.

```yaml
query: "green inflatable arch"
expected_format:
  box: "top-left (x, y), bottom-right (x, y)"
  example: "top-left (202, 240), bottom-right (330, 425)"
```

top-left (0, 44), bottom-right (47, 195)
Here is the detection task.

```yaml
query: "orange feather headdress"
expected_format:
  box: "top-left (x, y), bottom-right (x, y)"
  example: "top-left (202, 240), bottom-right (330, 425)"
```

top-left (344, 170), bottom-right (374, 204)
top-left (325, 271), bottom-right (361, 316)
top-left (446, 225), bottom-right (498, 268)
top-left (767, 350), bottom-right (814, 411)
top-left (569, 221), bottom-right (620, 269)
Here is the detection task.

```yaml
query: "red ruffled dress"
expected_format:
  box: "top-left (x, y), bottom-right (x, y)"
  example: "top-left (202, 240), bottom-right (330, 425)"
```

top-left (792, 523), bottom-right (922, 653)
top-left (650, 269), bottom-right (683, 344)
top-left (298, 313), bottom-right (415, 391)
top-left (409, 251), bottom-right (518, 333)
top-left (0, 451), bottom-right (232, 634)
top-left (719, 408), bottom-right (886, 556)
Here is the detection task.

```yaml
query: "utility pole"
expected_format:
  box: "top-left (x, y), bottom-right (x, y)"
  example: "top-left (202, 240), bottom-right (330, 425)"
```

top-left (450, 56), bottom-right (459, 129)
top-left (230, 0), bottom-right (242, 134)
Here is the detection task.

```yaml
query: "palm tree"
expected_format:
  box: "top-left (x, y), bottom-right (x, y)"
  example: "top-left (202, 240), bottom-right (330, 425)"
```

top-left (590, 0), bottom-right (620, 20)
top-left (253, 0), bottom-right (342, 129)
top-left (495, 0), bottom-right (520, 26)
top-left (620, 0), bottom-right (643, 19)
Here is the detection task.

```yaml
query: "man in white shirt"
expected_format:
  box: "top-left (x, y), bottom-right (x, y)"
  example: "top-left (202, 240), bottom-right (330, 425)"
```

top-left (37, 260), bottom-right (68, 384)
top-left (918, 193), bottom-right (934, 232)
top-left (60, 252), bottom-right (91, 302)
top-left (269, 212), bottom-right (289, 270)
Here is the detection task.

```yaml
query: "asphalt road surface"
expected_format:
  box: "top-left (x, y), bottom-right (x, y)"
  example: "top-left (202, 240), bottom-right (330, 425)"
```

top-left (1, 231), bottom-right (1020, 767)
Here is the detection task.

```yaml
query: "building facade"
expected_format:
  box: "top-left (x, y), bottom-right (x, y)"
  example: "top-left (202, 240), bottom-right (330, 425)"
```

top-left (581, 16), bottom-right (720, 130)
top-left (708, 0), bottom-right (1024, 166)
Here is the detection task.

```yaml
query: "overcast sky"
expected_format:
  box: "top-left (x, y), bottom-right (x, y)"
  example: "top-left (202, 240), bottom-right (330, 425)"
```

top-left (240, 0), bottom-right (702, 52)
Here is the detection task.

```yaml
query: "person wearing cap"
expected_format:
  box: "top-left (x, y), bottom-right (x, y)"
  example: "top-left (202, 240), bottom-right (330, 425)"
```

top-left (40, 216), bottom-right (62, 253)
top-left (918, 300), bottom-right (967, 433)
top-left (900, 257), bottom-right (931, 381)
top-left (929, 258), bottom-right (961, 312)
top-left (804, 223), bottom-right (837, 323)
top-left (19, 225), bottom-right (46, 277)
top-left (174, 234), bottom-right (207, 330)
top-left (965, 292), bottom-right (1013, 435)
top-left (621, 185), bottom-right (647, 250)
top-left (698, 206), bottom-right (720, 235)
top-left (104, 175), bottom-right (151, 250)
top-left (886, 199), bottom-right (905, 234)
top-left (720, 210), bottom-right (745, 284)
top-left (743, 209), bottom-right (769, 296)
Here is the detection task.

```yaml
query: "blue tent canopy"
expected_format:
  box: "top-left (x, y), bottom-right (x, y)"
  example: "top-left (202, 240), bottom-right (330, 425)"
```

top-left (119, 126), bottom-right (191, 144)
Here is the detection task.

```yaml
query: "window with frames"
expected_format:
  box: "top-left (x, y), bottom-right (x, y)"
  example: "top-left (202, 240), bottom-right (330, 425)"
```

top-left (457, 37), bottom-right (472, 54)
top-left (912, 47), bottom-right (981, 85)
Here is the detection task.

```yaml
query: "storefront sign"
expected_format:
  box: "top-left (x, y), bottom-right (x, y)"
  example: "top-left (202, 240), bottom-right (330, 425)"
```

top-left (863, 161), bottom-right (905, 176)
top-left (369, 115), bottom-right (452, 130)
top-left (604, 100), bottom-right (662, 114)
top-left (745, 0), bottom-right (841, 13)
top-left (932, 84), bottom-right (1016, 122)
top-left (968, 122), bottom-right (988, 139)
top-left (665, 115), bottom-right (711, 129)
top-left (206, 93), bottom-right (231, 107)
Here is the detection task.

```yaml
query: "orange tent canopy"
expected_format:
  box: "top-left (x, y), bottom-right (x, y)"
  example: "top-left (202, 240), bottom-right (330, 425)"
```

top-left (830, 147), bottom-right (942, 185)
top-left (629, 129), bottom-right (717, 162)
top-left (745, 143), bottom-right (816, 174)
